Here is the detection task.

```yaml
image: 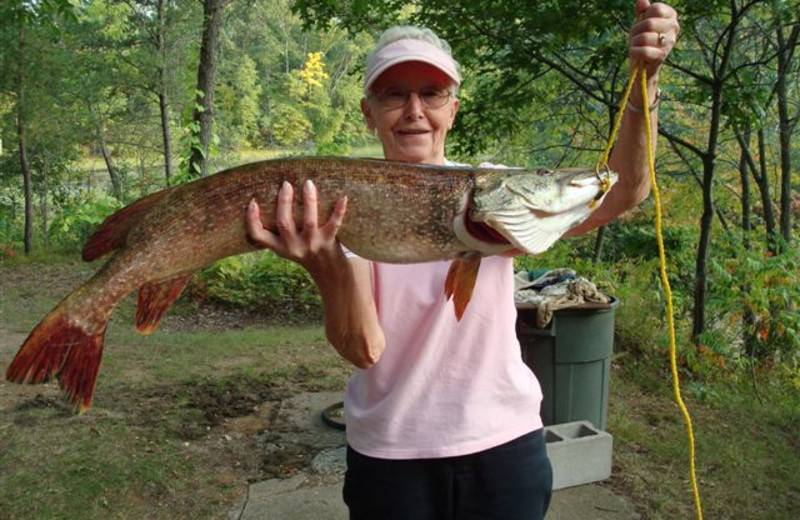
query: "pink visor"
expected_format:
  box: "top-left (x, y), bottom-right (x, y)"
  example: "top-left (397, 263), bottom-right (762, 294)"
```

top-left (364, 38), bottom-right (461, 93)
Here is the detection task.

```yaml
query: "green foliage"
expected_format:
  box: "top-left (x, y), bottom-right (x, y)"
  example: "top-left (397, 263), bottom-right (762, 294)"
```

top-left (48, 191), bottom-right (121, 246)
top-left (216, 53), bottom-right (263, 150)
top-left (192, 251), bottom-right (322, 320)
top-left (268, 101), bottom-right (313, 146)
top-left (705, 234), bottom-right (800, 362)
top-left (177, 90), bottom-right (218, 183)
top-left (264, 49), bottom-right (368, 153)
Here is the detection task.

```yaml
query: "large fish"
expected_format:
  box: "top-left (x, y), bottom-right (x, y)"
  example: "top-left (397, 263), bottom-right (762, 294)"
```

top-left (6, 156), bottom-right (616, 411)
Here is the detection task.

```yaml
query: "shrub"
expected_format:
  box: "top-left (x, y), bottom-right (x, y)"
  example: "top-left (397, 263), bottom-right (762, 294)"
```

top-left (48, 192), bottom-right (122, 247)
top-left (192, 251), bottom-right (322, 321)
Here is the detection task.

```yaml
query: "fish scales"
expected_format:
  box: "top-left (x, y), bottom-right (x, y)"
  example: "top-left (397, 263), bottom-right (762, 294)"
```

top-left (125, 157), bottom-right (477, 273)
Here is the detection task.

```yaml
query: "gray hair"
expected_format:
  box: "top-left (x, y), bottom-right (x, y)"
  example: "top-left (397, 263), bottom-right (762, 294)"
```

top-left (367, 25), bottom-right (461, 94)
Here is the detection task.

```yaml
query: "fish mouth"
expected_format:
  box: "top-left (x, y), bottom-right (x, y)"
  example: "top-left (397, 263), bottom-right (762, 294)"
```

top-left (463, 216), bottom-right (511, 245)
top-left (452, 192), bottom-right (518, 255)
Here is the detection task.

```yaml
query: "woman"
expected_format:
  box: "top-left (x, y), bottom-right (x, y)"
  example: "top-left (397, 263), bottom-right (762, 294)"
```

top-left (246, 1), bottom-right (679, 518)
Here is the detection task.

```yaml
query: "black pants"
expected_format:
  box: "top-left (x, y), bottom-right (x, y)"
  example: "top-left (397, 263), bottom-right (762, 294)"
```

top-left (343, 429), bottom-right (553, 520)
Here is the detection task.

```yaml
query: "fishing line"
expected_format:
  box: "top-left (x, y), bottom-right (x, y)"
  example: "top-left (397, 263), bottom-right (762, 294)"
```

top-left (595, 59), bottom-right (704, 520)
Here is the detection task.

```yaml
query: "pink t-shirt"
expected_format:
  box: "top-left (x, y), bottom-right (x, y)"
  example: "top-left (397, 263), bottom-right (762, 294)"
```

top-left (344, 256), bottom-right (544, 459)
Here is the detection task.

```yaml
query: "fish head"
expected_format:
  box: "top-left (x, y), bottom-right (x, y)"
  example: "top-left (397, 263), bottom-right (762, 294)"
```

top-left (467, 167), bottom-right (618, 254)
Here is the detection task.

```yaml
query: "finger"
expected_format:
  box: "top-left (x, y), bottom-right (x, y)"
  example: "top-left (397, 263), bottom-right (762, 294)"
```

top-left (630, 45), bottom-right (670, 65)
top-left (275, 181), bottom-right (298, 237)
top-left (639, 2), bottom-right (678, 21)
top-left (245, 199), bottom-right (280, 249)
top-left (302, 179), bottom-right (319, 236)
top-left (636, 0), bottom-right (651, 17)
top-left (630, 31), bottom-right (669, 48)
top-left (322, 196), bottom-right (348, 238)
top-left (630, 17), bottom-right (676, 39)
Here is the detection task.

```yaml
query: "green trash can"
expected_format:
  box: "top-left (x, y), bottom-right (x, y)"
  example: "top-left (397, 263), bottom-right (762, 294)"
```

top-left (515, 297), bottom-right (619, 430)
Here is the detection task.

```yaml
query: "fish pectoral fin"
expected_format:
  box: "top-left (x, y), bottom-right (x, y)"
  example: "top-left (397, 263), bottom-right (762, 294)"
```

top-left (444, 256), bottom-right (482, 321)
top-left (136, 273), bottom-right (194, 334)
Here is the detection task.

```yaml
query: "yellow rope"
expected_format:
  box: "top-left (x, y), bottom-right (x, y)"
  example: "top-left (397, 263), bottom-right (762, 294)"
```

top-left (596, 64), bottom-right (704, 520)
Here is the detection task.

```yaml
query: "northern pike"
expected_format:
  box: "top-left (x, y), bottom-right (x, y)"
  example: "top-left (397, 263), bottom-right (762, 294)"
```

top-left (6, 156), bottom-right (616, 411)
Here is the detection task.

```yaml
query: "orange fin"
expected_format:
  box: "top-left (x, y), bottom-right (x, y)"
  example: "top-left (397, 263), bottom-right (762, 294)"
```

top-left (135, 273), bottom-right (194, 334)
top-left (83, 188), bottom-right (174, 261)
top-left (6, 312), bottom-right (106, 413)
top-left (444, 256), bottom-right (482, 321)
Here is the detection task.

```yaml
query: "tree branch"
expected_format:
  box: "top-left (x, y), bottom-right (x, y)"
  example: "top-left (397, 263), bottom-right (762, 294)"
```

top-left (660, 128), bottom-right (706, 159)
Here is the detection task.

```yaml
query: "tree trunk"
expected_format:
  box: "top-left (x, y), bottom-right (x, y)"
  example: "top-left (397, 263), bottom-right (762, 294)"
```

top-left (692, 155), bottom-right (715, 342)
top-left (736, 127), bottom-right (759, 352)
top-left (99, 125), bottom-right (123, 200)
top-left (40, 157), bottom-right (48, 245)
top-left (736, 128), bottom-right (777, 252)
top-left (159, 92), bottom-right (174, 184)
top-left (692, 75), bottom-right (726, 341)
top-left (756, 129), bottom-right (778, 253)
top-left (775, 21), bottom-right (793, 247)
top-left (593, 226), bottom-right (606, 263)
top-left (738, 127), bottom-right (751, 239)
top-left (18, 22), bottom-right (33, 254)
top-left (188, 0), bottom-right (225, 178)
top-left (157, 0), bottom-right (174, 184)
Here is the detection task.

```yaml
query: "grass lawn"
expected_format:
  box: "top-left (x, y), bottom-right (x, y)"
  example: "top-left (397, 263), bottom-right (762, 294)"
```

top-left (1, 258), bottom-right (797, 519)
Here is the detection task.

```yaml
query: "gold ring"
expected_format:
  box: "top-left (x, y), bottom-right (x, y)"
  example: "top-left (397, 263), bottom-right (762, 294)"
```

top-left (658, 33), bottom-right (666, 47)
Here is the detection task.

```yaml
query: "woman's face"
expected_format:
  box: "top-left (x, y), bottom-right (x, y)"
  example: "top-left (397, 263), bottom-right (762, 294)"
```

top-left (361, 61), bottom-right (459, 165)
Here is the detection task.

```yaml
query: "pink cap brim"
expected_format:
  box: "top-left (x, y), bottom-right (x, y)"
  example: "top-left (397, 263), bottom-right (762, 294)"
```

top-left (364, 39), bottom-right (461, 93)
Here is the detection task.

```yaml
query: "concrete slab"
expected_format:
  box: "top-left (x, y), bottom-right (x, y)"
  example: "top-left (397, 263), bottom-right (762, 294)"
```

top-left (235, 474), bottom-right (346, 520)
top-left (233, 476), bottom-right (640, 520)
top-left (271, 391), bottom-right (345, 449)
top-left (230, 392), bottom-right (640, 520)
top-left (547, 485), bottom-right (640, 519)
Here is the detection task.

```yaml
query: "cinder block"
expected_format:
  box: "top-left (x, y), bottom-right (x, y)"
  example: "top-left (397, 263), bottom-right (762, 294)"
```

top-left (544, 420), bottom-right (613, 490)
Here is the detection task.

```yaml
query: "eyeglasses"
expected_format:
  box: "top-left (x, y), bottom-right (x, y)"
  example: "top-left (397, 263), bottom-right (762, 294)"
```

top-left (370, 87), bottom-right (453, 110)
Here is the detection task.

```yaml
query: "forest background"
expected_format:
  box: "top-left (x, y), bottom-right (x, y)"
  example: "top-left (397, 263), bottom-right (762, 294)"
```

top-left (0, 0), bottom-right (798, 517)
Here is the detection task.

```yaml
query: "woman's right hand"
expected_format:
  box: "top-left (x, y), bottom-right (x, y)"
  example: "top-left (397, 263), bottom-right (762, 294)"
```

top-left (245, 179), bottom-right (348, 274)
top-left (245, 180), bottom-right (385, 368)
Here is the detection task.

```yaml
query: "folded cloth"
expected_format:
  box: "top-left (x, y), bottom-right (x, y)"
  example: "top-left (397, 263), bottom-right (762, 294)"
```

top-left (514, 268), bottom-right (575, 292)
top-left (515, 274), bottom-right (610, 327)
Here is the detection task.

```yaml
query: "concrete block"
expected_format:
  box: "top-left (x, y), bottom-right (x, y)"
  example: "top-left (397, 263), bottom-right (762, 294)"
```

top-left (544, 420), bottom-right (613, 490)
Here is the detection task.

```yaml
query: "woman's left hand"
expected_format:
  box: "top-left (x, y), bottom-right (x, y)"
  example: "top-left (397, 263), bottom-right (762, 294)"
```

top-left (629, 1), bottom-right (680, 82)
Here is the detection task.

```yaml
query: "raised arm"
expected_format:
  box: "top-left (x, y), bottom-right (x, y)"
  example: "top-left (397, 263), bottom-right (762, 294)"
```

top-left (245, 180), bottom-right (385, 368)
top-left (567, 0), bottom-right (679, 236)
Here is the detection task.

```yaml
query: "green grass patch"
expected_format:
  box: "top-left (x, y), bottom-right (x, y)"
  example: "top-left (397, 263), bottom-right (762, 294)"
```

top-left (0, 409), bottom-right (217, 519)
top-left (607, 362), bottom-right (800, 519)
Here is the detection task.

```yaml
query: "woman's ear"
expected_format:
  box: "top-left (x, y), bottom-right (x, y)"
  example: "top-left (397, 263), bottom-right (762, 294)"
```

top-left (448, 97), bottom-right (460, 129)
top-left (360, 98), bottom-right (375, 131)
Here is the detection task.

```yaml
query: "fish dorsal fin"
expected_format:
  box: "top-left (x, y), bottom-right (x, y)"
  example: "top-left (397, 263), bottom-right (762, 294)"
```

top-left (444, 256), bottom-right (482, 320)
top-left (135, 273), bottom-right (194, 334)
top-left (484, 204), bottom-right (593, 255)
top-left (83, 188), bottom-right (174, 261)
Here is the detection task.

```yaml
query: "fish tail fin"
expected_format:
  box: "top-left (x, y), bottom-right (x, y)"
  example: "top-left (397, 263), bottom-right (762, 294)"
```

top-left (6, 264), bottom-right (130, 413)
top-left (6, 308), bottom-right (107, 413)
top-left (445, 256), bottom-right (482, 321)
top-left (135, 273), bottom-right (194, 334)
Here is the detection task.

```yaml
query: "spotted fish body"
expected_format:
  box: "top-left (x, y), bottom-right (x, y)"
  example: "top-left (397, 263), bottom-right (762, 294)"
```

top-left (6, 156), bottom-right (616, 411)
